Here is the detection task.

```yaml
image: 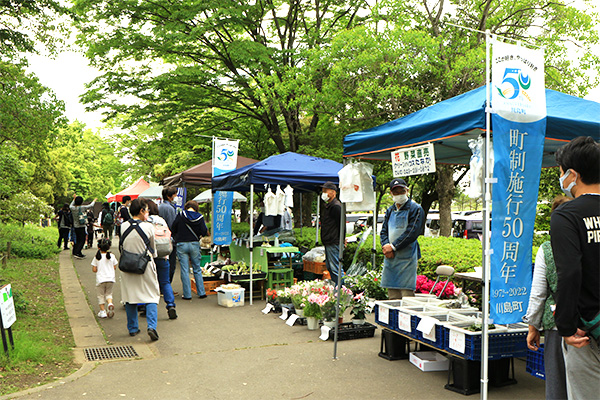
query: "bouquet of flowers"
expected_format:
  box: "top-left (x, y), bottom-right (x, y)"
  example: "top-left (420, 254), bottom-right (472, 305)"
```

top-left (303, 292), bottom-right (330, 319)
top-left (266, 288), bottom-right (278, 303)
top-left (276, 287), bottom-right (293, 304)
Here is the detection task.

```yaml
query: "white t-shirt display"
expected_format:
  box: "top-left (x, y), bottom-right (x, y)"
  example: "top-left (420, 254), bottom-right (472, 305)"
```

top-left (92, 253), bottom-right (118, 286)
top-left (284, 185), bottom-right (294, 207)
top-left (275, 185), bottom-right (285, 215)
top-left (264, 188), bottom-right (277, 216)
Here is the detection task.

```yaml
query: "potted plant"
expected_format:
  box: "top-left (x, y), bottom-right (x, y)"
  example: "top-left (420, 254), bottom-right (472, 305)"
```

top-left (304, 293), bottom-right (326, 330)
top-left (351, 292), bottom-right (368, 325)
top-left (276, 287), bottom-right (293, 310)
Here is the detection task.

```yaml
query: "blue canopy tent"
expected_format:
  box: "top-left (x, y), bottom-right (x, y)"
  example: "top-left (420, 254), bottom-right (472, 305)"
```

top-left (343, 86), bottom-right (600, 166)
top-left (212, 151), bottom-right (345, 192)
top-left (211, 152), bottom-right (351, 307)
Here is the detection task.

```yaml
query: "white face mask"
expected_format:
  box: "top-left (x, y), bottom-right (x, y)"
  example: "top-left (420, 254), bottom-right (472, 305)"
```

top-left (321, 192), bottom-right (330, 202)
top-left (393, 194), bottom-right (408, 206)
top-left (559, 169), bottom-right (577, 198)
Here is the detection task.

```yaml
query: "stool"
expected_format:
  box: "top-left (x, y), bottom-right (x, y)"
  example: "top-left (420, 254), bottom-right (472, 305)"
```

top-left (378, 329), bottom-right (410, 360)
top-left (267, 268), bottom-right (293, 290)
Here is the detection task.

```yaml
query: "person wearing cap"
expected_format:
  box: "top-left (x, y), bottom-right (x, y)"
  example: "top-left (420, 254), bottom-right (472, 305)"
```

top-left (320, 181), bottom-right (345, 285)
top-left (380, 178), bottom-right (425, 300)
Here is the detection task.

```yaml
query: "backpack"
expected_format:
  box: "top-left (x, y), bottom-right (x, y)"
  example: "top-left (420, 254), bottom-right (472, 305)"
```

top-left (77, 207), bottom-right (87, 225)
top-left (65, 212), bottom-right (74, 227)
top-left (149, 216), bottom-right (173, 257)
top-left (103, 210), bottom-right (114, 225)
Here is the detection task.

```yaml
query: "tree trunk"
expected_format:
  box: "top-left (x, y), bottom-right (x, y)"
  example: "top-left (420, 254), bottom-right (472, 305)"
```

top-left (239, 200), bottom-right (248, 223)
top-left (436, 165), bottom-right (455, 237)
top-left (292, 192), bottom-right (314, 228)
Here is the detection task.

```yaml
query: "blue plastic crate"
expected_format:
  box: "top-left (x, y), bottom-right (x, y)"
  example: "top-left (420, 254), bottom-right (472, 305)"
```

top-left (374, 303), bottom-right (399, 331)
top-left (526, 345), bottom-right (545, 380)
top-left (443, 325), bottom-right (528, 361)
top-left (412, 317), bottom-right (446, 347)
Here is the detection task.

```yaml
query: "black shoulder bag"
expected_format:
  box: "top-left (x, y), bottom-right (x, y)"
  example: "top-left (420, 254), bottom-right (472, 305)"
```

top-left (118, 220), bottom-right (154, 274)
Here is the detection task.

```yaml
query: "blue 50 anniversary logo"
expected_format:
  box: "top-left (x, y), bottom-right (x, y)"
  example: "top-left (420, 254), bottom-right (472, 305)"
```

top-left (496, 68), bottom-right (532, 101)
top-left (217, 147), bottom-right (235, 162)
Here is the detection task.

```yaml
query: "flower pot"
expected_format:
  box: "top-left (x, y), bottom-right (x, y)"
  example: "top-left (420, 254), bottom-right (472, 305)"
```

top-left (323, 320), bottom-right (336, 328)
top-left (352, 319), bottom-right (366, 325)
top-left (295, 308), bottom-right (304, 317)
top-left (306, 316), bottom-right (319, 330)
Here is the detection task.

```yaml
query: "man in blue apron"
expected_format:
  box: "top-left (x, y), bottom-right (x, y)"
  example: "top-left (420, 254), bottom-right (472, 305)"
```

top-left (380, 178), bottom-right (425, 300)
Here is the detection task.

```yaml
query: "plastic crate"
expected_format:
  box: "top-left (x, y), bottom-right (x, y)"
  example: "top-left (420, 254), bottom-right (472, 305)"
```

top-left (191, 277), bottom-right (226, 295)
top-left (526, 345), bottom-right (545, 380)
top-left (412, 312), bottom-right (469, 348)
top-left (303, 260), bottom-right (326, 274)
top-left (395, 305), bottom-right (447, 338)
top-left (443, 321), bottom-right (527, 360)
top-left (374, 301), bottom-right (403, 331)
top-left (327, 322), bottom-right (377, 341)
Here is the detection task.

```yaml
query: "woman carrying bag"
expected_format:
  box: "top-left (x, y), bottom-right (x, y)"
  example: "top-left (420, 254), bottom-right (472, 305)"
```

top-left (171, 200), bottom-right (208, 300)
top-left (119, 198), bottom-right (161, 340)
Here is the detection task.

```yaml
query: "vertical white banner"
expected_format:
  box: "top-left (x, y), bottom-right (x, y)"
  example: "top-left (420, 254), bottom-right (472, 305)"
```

top-left (212, 139), bottom-right (239, 245)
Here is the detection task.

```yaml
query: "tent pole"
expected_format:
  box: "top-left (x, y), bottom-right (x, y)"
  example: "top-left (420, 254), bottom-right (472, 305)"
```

top-left (300, 193), bottom-right (303, 236)
top-left (481, 29), bottom-right (492, 400)
top-left (249, 184), bottom-right (254, 305)
top-left (372, 190), bottom-right (377, 268)
top-left (316, 196), bottom-right (320, 247)
top-left (333, 160), bottom-right (347, 360)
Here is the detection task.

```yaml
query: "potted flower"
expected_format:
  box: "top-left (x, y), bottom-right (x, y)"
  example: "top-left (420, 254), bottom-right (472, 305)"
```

top-left (351, 292), bottom-right (368, 325)
top-left (276, 287), bottom-right (293, 310)
top-left (304, 293), bottom-right (327, 330)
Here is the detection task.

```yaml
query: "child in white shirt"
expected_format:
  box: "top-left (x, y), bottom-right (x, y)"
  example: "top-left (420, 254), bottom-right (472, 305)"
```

top-left (92, 238), bottom-right (118, 318)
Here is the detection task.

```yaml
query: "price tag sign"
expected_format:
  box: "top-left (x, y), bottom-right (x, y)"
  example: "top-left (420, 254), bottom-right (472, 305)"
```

top-left (280, 307), bottom-right (289, 320)
top-left (319, 326), bottom-right (331, 341)
top-left (449, 330), bottom-right (466, 353)
top-left (220, 271), bottom-right (225, 280)
top-left (378, 305), bottom-right (389, 325)
top-left (261, 303), bottom-right (274, 314)
top-left (417, 317), bottom-right (436, 341)
top-left (286, 314), bottom-right (299, 326)
top-left (397, 312), bottom-right (411, 332)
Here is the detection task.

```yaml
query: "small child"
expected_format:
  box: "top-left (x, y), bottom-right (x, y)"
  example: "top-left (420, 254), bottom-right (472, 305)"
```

top-left (92, 238), bottom-right (118, 318)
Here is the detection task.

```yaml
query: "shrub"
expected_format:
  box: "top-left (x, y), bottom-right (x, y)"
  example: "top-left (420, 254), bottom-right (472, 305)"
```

top-left (0, 223), bottom-right (61, 259)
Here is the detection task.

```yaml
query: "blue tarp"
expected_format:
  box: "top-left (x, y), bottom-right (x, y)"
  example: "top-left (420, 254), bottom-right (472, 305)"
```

top-left (211, 152), bottom-right (345, 193)
top-left (343, 86), bottom-right (600, 167)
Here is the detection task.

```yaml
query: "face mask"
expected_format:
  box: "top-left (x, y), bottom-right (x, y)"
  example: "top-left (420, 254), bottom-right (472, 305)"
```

top-left (393, 194), bottom-right (408, 205)
top-left (321, 193), bottom-right (330, 202)
top-left (559, 169), bottom-right (577, 198)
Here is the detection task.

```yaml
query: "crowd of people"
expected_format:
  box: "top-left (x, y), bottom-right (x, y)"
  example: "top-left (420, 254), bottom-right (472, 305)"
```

top-left (57, 189), bottom-right (210, 342)
top-left (54, 137), bottom-right (598, 399)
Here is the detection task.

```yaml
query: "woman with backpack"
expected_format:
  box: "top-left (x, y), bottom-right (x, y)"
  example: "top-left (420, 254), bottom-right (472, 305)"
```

top-left (119, 198), bottom-right (160, 340)
top-left (99, 202), bottom-right (115, 240)
top-left (56, 204), bottom-right (72, 250)
top-left (171, 200), bottom-right (208, 300)
top-left (147, 201), bottom-right (177, 319)
top-left (70, 194), bottom-right (96, 259)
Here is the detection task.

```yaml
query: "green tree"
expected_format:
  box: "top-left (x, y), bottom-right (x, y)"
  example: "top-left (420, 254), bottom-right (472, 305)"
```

top-left (0, 191), bottom-right (53, 226)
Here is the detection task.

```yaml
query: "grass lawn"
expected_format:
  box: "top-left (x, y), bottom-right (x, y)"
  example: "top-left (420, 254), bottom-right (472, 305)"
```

top-left (0, 228), bottom-right (78, 396)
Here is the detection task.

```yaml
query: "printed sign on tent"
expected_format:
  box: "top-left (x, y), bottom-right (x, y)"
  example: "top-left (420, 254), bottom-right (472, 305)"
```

top-left (490, 39), bottom-right (546, 324)
top-left (391, 143), bottom-right (436, 177)
top-left (212, 139), bottom-right (239, 245)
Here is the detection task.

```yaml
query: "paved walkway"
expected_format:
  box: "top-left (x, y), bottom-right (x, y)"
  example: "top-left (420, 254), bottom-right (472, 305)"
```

top-left (2, 247), bottom-right (545, 399)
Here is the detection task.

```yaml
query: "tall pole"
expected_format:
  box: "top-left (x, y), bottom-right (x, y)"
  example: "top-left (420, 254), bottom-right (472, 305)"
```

top-left (249, 184), bottom-right (254, 305)
top-left (372, 190), bottom-right (377, 268)
top-left (315, 197), bottom-right (320, 246)
top-left (480, 29), bottom-right (493, 400)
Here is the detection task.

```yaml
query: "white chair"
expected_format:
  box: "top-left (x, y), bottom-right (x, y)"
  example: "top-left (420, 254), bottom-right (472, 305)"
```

top-left (429, 265), bottom-right (455, 298)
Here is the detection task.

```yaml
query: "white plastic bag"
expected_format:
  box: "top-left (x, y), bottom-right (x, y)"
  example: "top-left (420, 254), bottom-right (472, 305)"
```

top-left (344, 162), bottom-right (375, 212)
top-left (338, 163), bottom-right (363, 203)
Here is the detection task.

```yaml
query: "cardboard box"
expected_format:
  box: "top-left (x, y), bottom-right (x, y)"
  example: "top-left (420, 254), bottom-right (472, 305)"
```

top-left (409, 351), bottom-right (449, 372)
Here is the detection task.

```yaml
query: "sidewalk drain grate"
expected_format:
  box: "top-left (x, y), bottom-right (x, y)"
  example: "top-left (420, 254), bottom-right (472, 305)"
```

top-left (84, 345), bottom-right (139, 361)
